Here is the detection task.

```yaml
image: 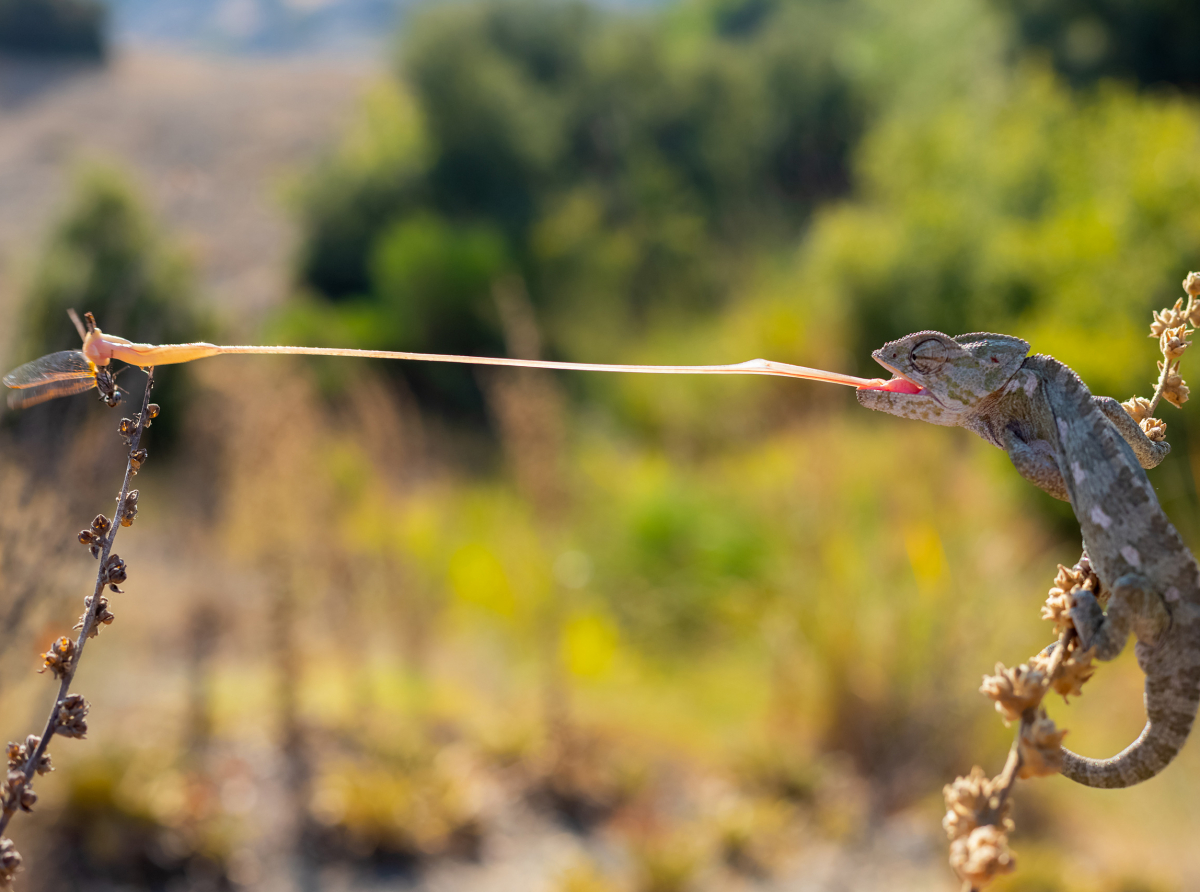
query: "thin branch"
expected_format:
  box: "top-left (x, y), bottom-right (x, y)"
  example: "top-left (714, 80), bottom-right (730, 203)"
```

top-left (0, 368), bottom-right (155, 837)
top-left (1146, 359), bottom-right (1174, 417)
top-left (1147, 293), bottom-right (1195, 416)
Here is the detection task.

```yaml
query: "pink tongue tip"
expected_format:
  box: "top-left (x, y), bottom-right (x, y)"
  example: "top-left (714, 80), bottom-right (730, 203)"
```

top-left (857, 377), bottom-right (922, 394)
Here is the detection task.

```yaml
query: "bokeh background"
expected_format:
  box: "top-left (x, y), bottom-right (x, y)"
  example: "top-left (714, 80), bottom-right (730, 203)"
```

top-left (2, 1), bottom-right (1200, 890)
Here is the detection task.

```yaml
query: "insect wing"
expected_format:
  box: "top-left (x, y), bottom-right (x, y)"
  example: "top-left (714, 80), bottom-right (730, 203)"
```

top-left (3, 351), bottom-right (97, 409)
top-left (6, 376), bottom-right (98, 410)
top-left (3, 351), bottom-right (95, 388)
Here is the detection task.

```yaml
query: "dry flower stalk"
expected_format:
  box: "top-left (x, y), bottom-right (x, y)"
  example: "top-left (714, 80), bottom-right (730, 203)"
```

top-left (948, 273), bottom-right (1200, 891)
top-left (946, 558), bottom-right (1093, 890)
top-left (1120, 272), bottom-right (1200, 433)
top-left (0, 372), bottom-right (158, 884)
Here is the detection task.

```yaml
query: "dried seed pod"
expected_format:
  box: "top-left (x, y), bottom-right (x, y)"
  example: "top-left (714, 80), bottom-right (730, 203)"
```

top-left (1161, 324), bottom-right (1193, 360)
top-left (147, 403), bottom-right (161, 420)
top-left (1121, 396), bottom-right (1153, 422)
top-left (1140, 417), bottom-right (1168, 441)
top-left (980, 663), bottom-right (1046, 724)
top-left (130, 448), bottom-right (148, 471)
top-left (1185, 272), bottom-right (1200, 297)
top-left (949, 825), bottom-right (1016, 887)
top-left (39, 637), bottom-right (74, 679)
top-left (1017, 710), bottom-right (1067, 779)
top-left (1052, 562), bottom-right (1097, 595)
top-left (942, 766), bottom-right (1012, 841)
top-left (5, 737), bottom-right (51, 777)
top-left (1158, 361), bottom-right (1191, 408)
top-left (55, 694), bottom-right (89, 739)
top-left (0, 837), bottom-right (21, 886)
top-left (2, 771), bottom-right (24, 811)
top-left (17, 787), bottom-right (36, 813)
top-left (118, 418), bottom-right (136, 438)
top-left (91, 515), bottom-right (111, 535)
top-left (119, 490), bottom-right (139, 527)
top-left (78, 527), bottom-right (102, 558)
top-left (1040, 563), bottom-right (1097, 635)
top-left (101, 554), bottom-right (127, 593)
top-left (75, 595), bottom-right (114, 639)
top-left (1037, 644), bottom-right (1096, 700)
top-left (1150, 299), bottom-right (1188, 337)
top-left (24, 739), bottom-right (48, 777)
top-left (1041, 591), bottom-right (1075, 636)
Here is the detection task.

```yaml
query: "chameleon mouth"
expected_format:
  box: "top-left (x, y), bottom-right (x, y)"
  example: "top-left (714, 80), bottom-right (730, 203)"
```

top-left (856, 357), bottom-right (925, 395)
top-left (857, 375), bottom-right (924, 395)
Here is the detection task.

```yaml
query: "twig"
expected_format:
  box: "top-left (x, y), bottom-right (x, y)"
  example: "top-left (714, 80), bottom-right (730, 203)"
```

top-left (1146, 361), bottom-right (1173, 417)
top-left (0, 368), bottom-right (155, 845)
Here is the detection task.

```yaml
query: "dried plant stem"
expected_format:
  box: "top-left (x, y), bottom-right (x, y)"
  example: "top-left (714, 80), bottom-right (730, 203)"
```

top-left (986, 630), bottom-right (1071, 818)
top-left (0, 368), bottom-right (155, 839)
top-left (951, 621), bottom-right (1080, 891)
top-left (1147, 355), bottom-right (1179, 417)
top-left (1144, 283), bottom-right (1199, 417)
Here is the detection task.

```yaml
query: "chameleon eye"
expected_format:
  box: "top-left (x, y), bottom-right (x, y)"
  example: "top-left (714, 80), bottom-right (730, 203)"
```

top-left (910, 338), bottom-right (949, 373)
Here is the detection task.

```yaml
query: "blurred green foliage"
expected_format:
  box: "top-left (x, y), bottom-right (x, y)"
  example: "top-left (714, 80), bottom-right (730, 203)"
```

top-left (21, 167), bottom-right (205, 360)
top-left (807, 66), bottom-right (1200, 396)
top-left (290, 0), bottom-right (864, 415)
top-left (14, 166), bottom-right (211, 440)
top-left (290, 0), bottom-right (1200, 425)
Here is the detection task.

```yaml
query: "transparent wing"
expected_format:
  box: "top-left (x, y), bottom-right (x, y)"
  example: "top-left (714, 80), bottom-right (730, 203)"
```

top-left (3, 351), bottom-right (95, 389)
top-left (3, 351), bottom-right (97, 409)
top-left (6, 376), bottom-right (98, 410)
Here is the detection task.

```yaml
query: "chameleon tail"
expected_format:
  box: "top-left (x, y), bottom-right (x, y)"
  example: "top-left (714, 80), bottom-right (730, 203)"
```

top-left (1060, 662), bottom-right (1200, 788)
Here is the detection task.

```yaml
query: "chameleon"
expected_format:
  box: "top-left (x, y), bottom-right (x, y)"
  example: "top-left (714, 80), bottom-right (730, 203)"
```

top-left (855, 330), bottom-right (1200, 788)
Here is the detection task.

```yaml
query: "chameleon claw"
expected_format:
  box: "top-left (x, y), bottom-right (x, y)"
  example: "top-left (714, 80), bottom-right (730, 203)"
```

top-left (1068, 589), bottom-right (1105, 652)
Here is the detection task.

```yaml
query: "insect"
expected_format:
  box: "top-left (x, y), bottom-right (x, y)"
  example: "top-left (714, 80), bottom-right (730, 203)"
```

top-left (3, 310), bottom-right (913, 410)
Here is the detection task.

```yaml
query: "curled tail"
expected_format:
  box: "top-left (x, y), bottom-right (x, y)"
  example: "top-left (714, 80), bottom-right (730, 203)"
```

top-left (1060, 666), bottom-right (1200, 788)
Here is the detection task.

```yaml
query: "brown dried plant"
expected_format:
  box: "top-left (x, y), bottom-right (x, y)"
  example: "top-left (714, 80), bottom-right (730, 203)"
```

top-left (0, 370), bottom-right (158, 887)
top-left (1121, 272), bottom-right (1200, 435)
top-left (943, 272), bottom-right (1200, 891)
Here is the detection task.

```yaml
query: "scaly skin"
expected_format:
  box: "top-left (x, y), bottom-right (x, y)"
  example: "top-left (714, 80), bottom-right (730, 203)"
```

top-left (857, 331), bottom-right (1200, 788)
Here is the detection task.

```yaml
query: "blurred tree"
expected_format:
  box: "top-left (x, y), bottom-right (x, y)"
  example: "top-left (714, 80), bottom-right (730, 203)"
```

top-left (998, 0), bottom-right (1200, 90)
top-left (23, 166), bottom-right (204, 359)
top-left (12, 166), bottom-right (210, 444)
top-left (290, 0), bottom-right (865, 417)
top-left (0, 0), bottom-right (105, 58)
top-left (793, 67), bottom-right (1200, 399)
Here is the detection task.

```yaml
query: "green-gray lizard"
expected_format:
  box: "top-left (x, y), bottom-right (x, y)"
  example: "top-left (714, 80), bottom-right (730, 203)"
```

top-left (856, 331), bottom-right (1199, 788)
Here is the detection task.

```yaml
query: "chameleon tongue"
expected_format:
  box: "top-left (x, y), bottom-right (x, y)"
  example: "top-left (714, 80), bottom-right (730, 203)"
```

top-left (743, 360), bottom-right (881, 387)
top-left (856, 377), bottom-right (923, 394)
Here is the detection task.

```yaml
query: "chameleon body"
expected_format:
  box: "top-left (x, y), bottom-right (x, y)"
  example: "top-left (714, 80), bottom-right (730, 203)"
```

top-left (856, 331), bottom-right (1200, 788)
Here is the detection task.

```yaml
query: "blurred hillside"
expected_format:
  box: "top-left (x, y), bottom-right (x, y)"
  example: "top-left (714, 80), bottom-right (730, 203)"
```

top-left (2, 1), bottom-right (1200, 891)
top-left (0, 49), bottom-right (370, 366)
top-left (108, 0), bottom-right (406, 55)
top-left (105, 0), bottom-right (664, 56)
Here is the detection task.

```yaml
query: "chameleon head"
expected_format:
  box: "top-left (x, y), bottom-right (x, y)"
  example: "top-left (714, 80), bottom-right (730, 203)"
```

top-left (855, 330), bottom-right (1030, 425)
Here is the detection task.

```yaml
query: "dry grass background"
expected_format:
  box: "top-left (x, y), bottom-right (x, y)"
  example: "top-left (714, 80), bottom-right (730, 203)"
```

top-left (0, 49), bottom-right (371, 351)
